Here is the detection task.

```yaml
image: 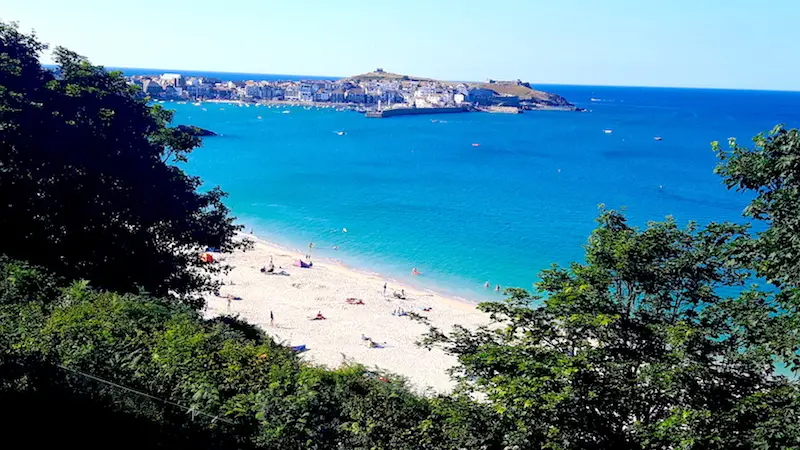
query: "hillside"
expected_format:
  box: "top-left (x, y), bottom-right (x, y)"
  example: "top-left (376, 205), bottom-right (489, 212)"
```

top-left (341, 70), bottom-right (433, 83)
top-left (343, 70), bottom-right (574, 108)
top-left (467, 81), bottom-right (573, 107)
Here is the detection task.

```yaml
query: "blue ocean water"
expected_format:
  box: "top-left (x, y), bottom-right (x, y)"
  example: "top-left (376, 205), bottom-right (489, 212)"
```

top-left (167, 85), bottom-right (800, 302)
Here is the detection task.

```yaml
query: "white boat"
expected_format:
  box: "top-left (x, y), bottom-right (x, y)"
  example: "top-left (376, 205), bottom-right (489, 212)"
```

top-left (257, 116), bottom-right (262, 119)
top-left (337, 131), bottom-right (345, 136)
top-left (192, 102), bottom-right (201, 106)
top-left (282, 110), bottom-right (291, 114)
top-left (603, 129), bottom-right (613, 134)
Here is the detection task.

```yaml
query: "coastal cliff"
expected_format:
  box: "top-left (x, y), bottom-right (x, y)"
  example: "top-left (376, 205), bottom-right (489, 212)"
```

top-left (176, 124), bottom-right (217, 136)
top-left (466, 80), bottom-right (574, 109)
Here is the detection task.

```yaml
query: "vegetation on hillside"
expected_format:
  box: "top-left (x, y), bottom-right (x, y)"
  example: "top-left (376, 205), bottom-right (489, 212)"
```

top-left (1, 21), bottom-right (799, 450)
top-left (0, 257), bottom-right (503, 449)
top-left (342, 70), bottom-right (433, 83)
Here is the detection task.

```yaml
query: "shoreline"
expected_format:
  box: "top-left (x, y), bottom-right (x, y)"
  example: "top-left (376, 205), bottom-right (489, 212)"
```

top-left (202, 232), bottom-right (490, 394)
top-left (243, 231), bottom-right (482, 311)
top-left (238, 222), bottom-right (499, 305)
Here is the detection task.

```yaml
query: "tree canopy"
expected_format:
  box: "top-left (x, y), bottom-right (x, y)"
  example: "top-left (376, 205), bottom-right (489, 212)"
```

top-left (0, 256), bottom-right (504, 449)
top-left (423, 209), bottom-right (800, 449)
top-left (0, 22), bottom-right (244, 301)
top-left (715, 125), bottom-right (800, 293)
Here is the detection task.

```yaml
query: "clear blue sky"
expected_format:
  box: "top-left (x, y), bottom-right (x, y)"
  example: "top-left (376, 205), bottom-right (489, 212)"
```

top-left (3, 0), bottom-right (799, 90)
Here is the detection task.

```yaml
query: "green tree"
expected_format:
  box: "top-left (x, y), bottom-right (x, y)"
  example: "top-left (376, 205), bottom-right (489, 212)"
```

top-left (423, 209), bottom-right (800, 449)
top-left (0, 257), bottom-right (504, 449)
top-left (714, 125), bottom-right (800, 293)
top-left (0, 22), bottom-right (245, 301)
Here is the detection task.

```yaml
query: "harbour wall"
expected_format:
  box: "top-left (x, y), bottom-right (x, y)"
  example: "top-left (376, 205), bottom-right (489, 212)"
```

top-left (366, 107), bottom-right (468, 118)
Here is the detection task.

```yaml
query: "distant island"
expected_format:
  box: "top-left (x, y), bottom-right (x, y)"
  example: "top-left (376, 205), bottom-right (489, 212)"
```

top-left (127, 68), bottom-right (582, 117)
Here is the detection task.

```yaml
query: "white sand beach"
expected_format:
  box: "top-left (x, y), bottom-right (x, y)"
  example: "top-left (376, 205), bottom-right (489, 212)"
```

top-left (202, 235), bottom-right (490, 394)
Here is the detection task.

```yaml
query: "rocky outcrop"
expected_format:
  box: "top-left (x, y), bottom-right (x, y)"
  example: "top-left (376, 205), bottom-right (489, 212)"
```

top-left (176, 125), bottom-right (217, 137)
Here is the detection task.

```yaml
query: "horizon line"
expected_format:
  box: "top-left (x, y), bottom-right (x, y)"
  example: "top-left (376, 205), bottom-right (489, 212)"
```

top-left (43, 63), bottom-right (800, 94)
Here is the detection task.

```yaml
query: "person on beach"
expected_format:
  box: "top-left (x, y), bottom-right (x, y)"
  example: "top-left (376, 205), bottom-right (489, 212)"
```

top-left (411, 267), bottom-right (421, 276)
top-left (270, 310), bottom-right (274, 327)
top-left (495, 284), bottom-right (501, 292)
top-left (383, 283), bottom-right (387, 297)
top-left (484, 281), bottom-right (490, 288)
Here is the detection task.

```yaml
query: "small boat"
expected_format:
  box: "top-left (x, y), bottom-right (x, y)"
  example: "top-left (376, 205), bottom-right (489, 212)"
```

top-left (654, 136), bottom-right (663, 141)
top-left (603, 129), bottom-right (612, 134)
top-left (257, 116), bottom-right (262, 119)
top-left (192, 102), bottom-right (201, 106)
top-left (337, 131), bottom-right (345, 136)
top-left (472, 143), bottom-right (480, 147)
top-left (282, 110), bottom-right (291, 114)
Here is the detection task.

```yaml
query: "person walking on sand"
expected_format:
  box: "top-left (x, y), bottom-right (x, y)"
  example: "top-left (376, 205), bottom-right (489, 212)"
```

top-left (383, 283), bottom-right (387, 297)
top-left (270, 310), bottom-right (274, 327)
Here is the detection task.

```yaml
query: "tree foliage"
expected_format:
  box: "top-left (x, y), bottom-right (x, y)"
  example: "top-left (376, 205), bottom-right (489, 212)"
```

top-left (714, 125), bottom-right (800, 292)
top-left (0, 257), bottom-right (503, 449)
top-left (423, 209), bottom-right (800, 449)
top-left (0, 22), bottom-right (245, 301)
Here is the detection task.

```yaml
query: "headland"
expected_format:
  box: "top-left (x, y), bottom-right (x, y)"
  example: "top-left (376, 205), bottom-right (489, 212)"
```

top-left (126, 68), bottom-right (582, 117)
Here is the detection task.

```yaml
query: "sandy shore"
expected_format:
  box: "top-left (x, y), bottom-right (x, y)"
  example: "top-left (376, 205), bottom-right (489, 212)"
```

top-left (202, 235), bottom-right (489, 394)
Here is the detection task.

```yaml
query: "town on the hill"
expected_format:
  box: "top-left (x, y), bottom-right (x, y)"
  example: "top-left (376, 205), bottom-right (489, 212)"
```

top-left (126, 68), bottom-right (579, 115)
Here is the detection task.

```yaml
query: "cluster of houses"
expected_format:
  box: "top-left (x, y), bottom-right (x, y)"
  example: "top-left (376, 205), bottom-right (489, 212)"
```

top-left (127, 70), bottom-right (524, 109)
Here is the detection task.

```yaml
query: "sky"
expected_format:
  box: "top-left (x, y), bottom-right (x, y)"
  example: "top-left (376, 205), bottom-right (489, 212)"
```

top-left (3, 0), bottom-right (799, 90)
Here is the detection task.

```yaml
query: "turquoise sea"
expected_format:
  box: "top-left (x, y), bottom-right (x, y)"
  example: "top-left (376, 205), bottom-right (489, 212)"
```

top-left (168, 84), bottom-right (800, 302)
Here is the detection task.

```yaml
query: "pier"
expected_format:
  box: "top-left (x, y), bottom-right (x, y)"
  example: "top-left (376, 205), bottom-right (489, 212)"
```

top-left (365, 106), bottom-right (468, 118)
